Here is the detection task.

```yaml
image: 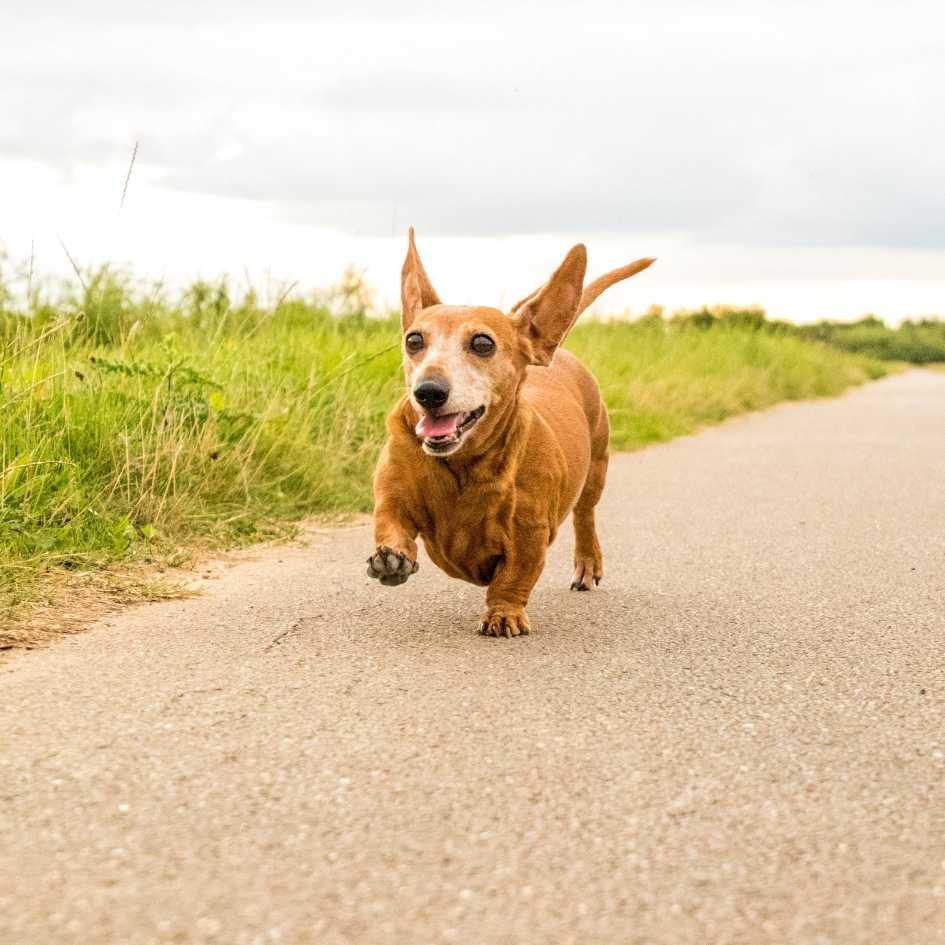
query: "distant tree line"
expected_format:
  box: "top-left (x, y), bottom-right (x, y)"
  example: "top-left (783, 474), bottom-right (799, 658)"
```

top-left (644, 306), bottom-right (945, 364)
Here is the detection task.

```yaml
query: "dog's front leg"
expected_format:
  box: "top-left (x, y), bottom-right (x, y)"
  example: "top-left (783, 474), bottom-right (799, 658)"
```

top-left (367, 497), bottom-right (420, 587)
top-left (479, 527), bottom-right (549, 638)
top-left (368, 447), bottom-right (421, 587)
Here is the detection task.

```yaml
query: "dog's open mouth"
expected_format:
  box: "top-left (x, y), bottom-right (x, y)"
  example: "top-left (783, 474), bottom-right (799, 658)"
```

top-left (415, 406), bottom-right (485, 453)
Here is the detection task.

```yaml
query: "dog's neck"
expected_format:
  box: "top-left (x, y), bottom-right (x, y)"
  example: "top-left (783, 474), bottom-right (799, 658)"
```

top-left (448, 385), bottom-right (529, 478)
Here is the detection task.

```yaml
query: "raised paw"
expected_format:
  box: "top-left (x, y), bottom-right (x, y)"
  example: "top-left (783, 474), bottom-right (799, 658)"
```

top-left (478, 605), bottom-right (530, 639)
top-left (366, 546), bottom-right (419, 587)
top-left (570, 555), bottom-right (602, 592)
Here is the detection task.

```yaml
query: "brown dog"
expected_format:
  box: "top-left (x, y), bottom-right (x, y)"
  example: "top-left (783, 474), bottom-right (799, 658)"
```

top-left (367, 229), bottom-right (654, 637)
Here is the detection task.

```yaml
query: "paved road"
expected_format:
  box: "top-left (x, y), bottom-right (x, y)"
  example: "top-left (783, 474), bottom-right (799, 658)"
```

top-left (3, 371), bottom-right (945, 945)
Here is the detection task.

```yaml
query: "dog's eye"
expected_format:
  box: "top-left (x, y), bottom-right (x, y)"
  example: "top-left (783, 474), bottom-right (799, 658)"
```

top-left (470, 334), bottom-right (496, 357)
top-left (404, 332), bottom-right (424, 354)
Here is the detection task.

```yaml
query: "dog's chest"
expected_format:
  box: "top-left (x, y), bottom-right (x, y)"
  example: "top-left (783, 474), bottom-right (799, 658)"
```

top-left (419, 488), bottom-right (512, 586)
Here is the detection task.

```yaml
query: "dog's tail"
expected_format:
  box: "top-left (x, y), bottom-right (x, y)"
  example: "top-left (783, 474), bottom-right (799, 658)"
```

top-left (510, 256), bottom-right (656, 322)
top-left (577, 257), bottom-right (656, 317)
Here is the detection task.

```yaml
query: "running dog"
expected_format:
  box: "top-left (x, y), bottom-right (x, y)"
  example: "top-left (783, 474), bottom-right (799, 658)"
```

top-left (367, 229), bottom-right (654, 637)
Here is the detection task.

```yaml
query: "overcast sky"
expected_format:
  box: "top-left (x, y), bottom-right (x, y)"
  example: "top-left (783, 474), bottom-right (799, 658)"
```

top-left (2, 0), bottom-right (944, 320)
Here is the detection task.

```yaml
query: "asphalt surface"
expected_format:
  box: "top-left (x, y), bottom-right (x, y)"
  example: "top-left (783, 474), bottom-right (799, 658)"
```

top-left (3, 370), bottom-right (944, 945)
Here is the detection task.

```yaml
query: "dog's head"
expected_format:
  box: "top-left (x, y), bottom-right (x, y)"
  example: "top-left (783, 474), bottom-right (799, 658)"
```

top-left (400, 228), bottom-right (653, 458)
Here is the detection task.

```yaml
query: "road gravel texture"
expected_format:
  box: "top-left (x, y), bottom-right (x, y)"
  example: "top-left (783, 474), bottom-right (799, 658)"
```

top-left (2, 370), bottom-right (944, 945)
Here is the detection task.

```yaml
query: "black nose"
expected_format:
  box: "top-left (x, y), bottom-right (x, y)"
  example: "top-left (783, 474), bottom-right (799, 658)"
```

top-left (414, 378), bottom-right (450, 410)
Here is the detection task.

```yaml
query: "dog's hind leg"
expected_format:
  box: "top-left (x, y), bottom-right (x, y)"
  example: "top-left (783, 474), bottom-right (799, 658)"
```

top-left (571, 399), bottom-right (609, 592)
top-left (570, 449), bottom-right (607, 591)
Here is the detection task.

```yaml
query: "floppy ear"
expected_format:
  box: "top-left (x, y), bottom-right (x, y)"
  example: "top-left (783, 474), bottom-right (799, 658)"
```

top-left (400, 226), bottom-right (442, 330)
top-left (512, 244), bottom-right (587, 366)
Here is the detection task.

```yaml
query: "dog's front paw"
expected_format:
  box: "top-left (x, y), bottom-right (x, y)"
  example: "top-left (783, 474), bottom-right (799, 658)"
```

top-left (366, 546), bottom-right (419, 587)
top-left (478, 605), bottom-right (530, 638)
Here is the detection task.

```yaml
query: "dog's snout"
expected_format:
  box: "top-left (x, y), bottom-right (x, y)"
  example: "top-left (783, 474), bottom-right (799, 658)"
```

top-left (414, 377), bottom-right (450, 411)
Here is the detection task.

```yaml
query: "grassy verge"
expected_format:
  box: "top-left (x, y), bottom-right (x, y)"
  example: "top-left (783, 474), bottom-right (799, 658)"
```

top-left (566, 318), bottom-right (888, 449)
top-left (1, 271), bottom-right (890, 640)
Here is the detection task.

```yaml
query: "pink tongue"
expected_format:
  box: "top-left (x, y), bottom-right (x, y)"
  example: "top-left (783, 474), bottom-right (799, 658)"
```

top-left (416, 412), bottom-right (462, 438)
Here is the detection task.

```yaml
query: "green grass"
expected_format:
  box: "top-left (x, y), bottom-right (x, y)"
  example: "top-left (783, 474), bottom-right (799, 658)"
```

top-left (0, 268), bottom-right (890, 623)
top-left (567, 317), bottom-right (888, 449)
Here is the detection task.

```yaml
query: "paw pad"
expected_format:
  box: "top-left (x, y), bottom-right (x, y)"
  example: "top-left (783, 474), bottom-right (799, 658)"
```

top-left (366, 547), bottom-right (418, 586)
